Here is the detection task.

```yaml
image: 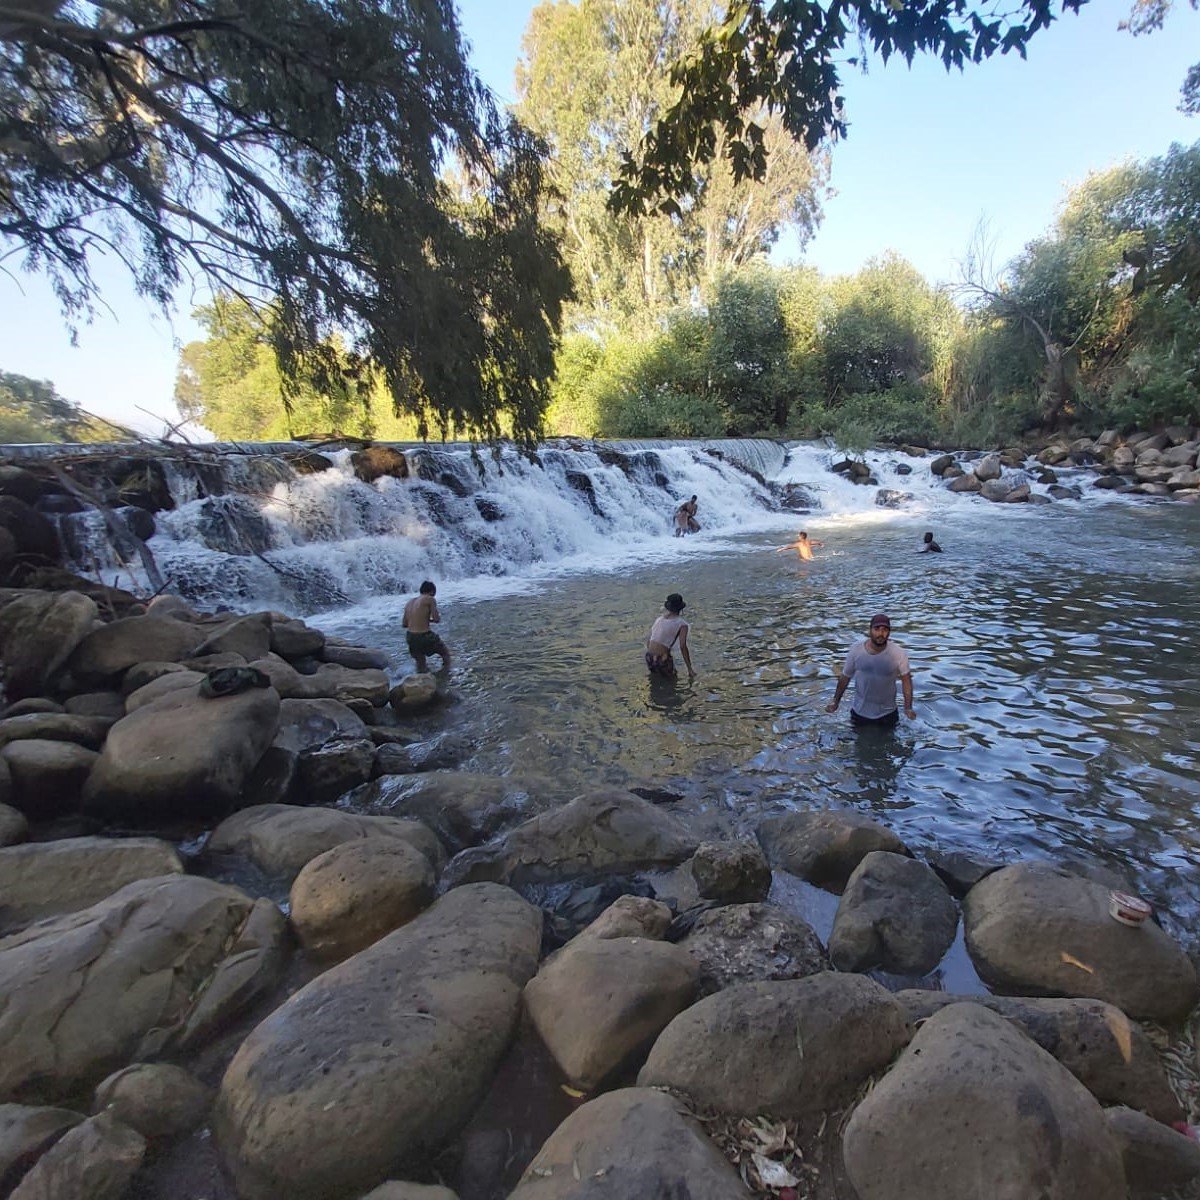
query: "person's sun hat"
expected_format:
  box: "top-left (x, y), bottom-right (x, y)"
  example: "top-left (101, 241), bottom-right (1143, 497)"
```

top-left (869, 613), bottom-right (891, 629)
top-left (665, 593), bottom-right (687, 612)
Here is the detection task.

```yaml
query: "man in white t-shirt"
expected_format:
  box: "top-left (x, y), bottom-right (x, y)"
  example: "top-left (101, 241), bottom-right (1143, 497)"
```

top-left (825, 613), bottom-right (915, 728)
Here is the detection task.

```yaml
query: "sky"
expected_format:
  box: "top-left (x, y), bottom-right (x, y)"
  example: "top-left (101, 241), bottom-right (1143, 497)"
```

top-left (0, 0), bottom-right (1197, 434)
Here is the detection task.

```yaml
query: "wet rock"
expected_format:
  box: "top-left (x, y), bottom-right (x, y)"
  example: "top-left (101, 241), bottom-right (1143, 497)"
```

top-left (574, 894), bottom-right (673, 942)
top-left (0, 497), bottom-right (60, 563)
top-left (1094, 474), bottom-right (1131, 490)
top-left (69, 617), bottom-right (205, 682)
top-left (1039, 444), bottom-right (1071, 464)
top-left (215, 884), bottom-right (542, 1200)
top-left (268, 617), bottom-right (325, 659)
top-left (929, 454), bottom-right (955, 475)
top-left (564, 470), bottom-right (603, 516)
top-left (194, 614), bottom-right (271, 661)
top-left (250, 657), bottom-right (390, 705)
top-left (875, 489), bottom-right (914, 508)
top-left (2, 740), bottom-right (97, 819)
top-left (444, 789), bottom-right (697, 888)
top-left (639, 973), bottom-right (910, 1118)
top-left (0, 802), bottom-right (27, 847)
top-left (0, 875), bottom-right (284, 1103)
top-left (63, 691), bottom-right (125, 719)
top-left (0, 591), bottom-right (97, 700)
top-left (925, 848), bottom-right (1002, 897)
top-left (1048, 483), bottom-right (1084, 500)
top-left (1001, 482), bottom-right (1031, 502)
top-left (0, 1104), bottom-right (85, 1194)
top-left (1106, 1105), bottom-right (1200, 1196)
top-left (351, 445), bottom-right (409, 484)
top-left (83, 682), bottom-right (281, 822)
top-left (894, 463), bottom-right (913, 475)
top-left (0, 837), bottom-right (183, 931)
top-left (8, 1111), bottom-right (146, 1200)
top-left (1168, 467), bottom-right (1200, 489)
top-left (842, 1003), bottom-right (1125, 1200)
top-left (510, 1087), bottom-right (748, 1200)
top-left (947, 472), bottom-right (982, 493)
top-left (980, 478), bottom-right (1013, 502)
top-left (526, 936), bottom-right (698, 1091)
top-left (294, 736), bottom-right (375, 804)
top-left (895, 991), bottom-right (1182, 1123)
top-left (208, 803), bottom-right (444, 879)
top-left (757, 809), bottom-right (907, 888)
top-left (321, 642), bottom-right (388, 670)
top-left (830, 851), bottom-right (957, 975)
top-left (93, 1063), bottom-right (210, 1140)
top-left (0, 466), bottom-right (46, 504)
top-left (475, 497), bottom-right (504, 522)
top-left (0, 712), bottom-right (112, 751)
top-left (273, 697), bottom-right (367, 754)
top-left (964, 863), bottom-right (1199, 1021)
top-left (690, 840), bottom-right (771, 903)
top-left (679, 902), bottom-right (830, 996)
top-left (389, 673), bottom-right (439, 713)
top-left (974, 453), bottom-right (1003, 482)
top-left (289, 838), bottom-right (436, 961)
top-left (124, 669), bottom-right (206, 712)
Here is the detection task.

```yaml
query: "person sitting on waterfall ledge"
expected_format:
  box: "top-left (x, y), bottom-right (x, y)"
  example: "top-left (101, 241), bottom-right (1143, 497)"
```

top-left (645, 592), bottom-right (695, 681)
top-left (775, 530), bottom-right (823, 560)
top-left (673, 495), bottom-right (700, 537)
top-left (402, 580), bottom-right (451, 673)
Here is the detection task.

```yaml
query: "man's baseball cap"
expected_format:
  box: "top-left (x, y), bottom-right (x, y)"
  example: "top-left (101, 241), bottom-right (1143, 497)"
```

top-left (869, 613), bottom-right (891, 629)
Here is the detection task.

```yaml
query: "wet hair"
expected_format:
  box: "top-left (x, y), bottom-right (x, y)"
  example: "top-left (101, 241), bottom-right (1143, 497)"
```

top-left (923, 531), bottom-right (934, 543)
top-left (799, 531), bottom-right (808, 539)
top-left (419, 580), bottom-right (436, 595)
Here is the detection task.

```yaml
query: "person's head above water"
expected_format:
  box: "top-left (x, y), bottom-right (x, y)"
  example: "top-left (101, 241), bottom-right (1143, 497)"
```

top-left (923, 531), bottom-right (935, 544)
top-left (664, 593), bottom-right (687, 613)
top-left (419, 580), bottom-right (436, 595)
top-left (798, 531), bottom-right (809, 540)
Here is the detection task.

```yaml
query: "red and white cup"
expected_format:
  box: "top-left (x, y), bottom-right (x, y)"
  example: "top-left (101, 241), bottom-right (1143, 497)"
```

top-left (1109, 891), bottom-right (1153, 927)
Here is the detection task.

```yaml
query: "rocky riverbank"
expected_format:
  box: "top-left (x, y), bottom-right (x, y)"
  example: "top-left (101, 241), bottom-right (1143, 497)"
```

top-left (1, 581), bottom-right (1199, 1199)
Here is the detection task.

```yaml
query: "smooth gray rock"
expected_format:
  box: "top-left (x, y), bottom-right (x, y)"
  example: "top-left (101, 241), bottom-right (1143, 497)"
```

top-left (689, 840), bottom-right (771, 903)
top-left (757, 809), bottom-right (907, 887)
top-left (1106, 1105), bottom-right (1200, 1196)
top-left (93, 1063), bottom-right (210, 1140)
top-left (69, 617), bottom-right (205, 682)
top-left (1, 740), bottom-right (97, 819)
top-left (0, 1104), bottom-right (85, 1194)
top-left (0, 592), bottom-right (97, 700)
top-left (0, 712), bottom-right (112, 751)
top-left (8, 1111), bottom-right (145, 1200)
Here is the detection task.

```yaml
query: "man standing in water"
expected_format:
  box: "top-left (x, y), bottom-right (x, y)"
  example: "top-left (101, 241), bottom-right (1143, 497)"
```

top-left (645, 592), bottom-right (696, 681)
top-left (402, 580), bottom-right (451, 673)
top-left (825, 614), bottom-right (914, 727)
top-left (776, 531), bottom-right (824, 560)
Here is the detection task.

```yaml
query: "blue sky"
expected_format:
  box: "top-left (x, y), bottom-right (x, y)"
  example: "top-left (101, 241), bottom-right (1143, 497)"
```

top-left (1, 0), bottom-right (1197, 433)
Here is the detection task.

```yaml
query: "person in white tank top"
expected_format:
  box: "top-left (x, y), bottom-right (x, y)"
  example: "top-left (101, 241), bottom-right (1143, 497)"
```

top-left (645, 592), bottom-right (696, 681)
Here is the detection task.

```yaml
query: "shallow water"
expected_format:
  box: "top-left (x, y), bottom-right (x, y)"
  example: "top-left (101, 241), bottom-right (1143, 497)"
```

top-left (322, 495), bottom-right (1200, 943)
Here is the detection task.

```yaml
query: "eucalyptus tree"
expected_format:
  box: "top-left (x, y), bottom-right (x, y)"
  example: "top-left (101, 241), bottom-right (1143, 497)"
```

top-left (0, 0), bottom-right (571, 443)
top-left (516, 0), bottom-right (825, 324)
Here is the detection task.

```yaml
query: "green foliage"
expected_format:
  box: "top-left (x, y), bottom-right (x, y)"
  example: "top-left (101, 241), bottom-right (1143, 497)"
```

top-left (0, 372), bottom-right (125, 444)
top-left (2, 0), bottom-right (570, 444)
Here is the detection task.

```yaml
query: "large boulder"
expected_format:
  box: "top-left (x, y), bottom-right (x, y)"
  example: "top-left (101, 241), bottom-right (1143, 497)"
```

top-left (689, 840), bottom-right (771, 903)
top-left (974, 453), bottom-right (1003, 482)
top-left (679, 902), bottom-right (830, 996)
top-left (1106, 1105), bottom-right (1200, 1197)
top-left (842, 1003), bottom-right (1125, 1200)
top-left (895, 991), bottom-right (1181, 1123)
top-left (194, 614), bottom-right (272, 661)
top-left (444, 789), bottom-right (698, 887)
top-left (249, 657), bottom-right (390, 705)
top-left (963, 863), bottom-right (1199, 1021)
top-left (0, 801), bottom-right (27, 847)
top-left (83, 681), bottom-right (281, 821)
top-left (0, 1104), bottom-right (85, 1193)
top-left (68, 617), bottom-right (205, 682)
top-left (0, 837), bottom-right (182, 931)
top-left (0, 712), bottom-right (112, 751)
top-left (757, 809), bottom-right (907, 887)
top-left (273, 698), bottom-right (367, 754)
top-left (2, 740), bottom-right (96, 818)
top-left (123, 670), bottom-right (206, 712)
top-left (7, 1111), bottom-right (145, 1200)
top-left (947, 472), bottom-right (982, 493)
top-left (524, 937), bottom-right (699, 1091)
top-left (289, 838), bottom-right (436, 960)
top-left (0, 876), bottom-right (285, 1103)
top-left (215, 884), bottom-right (542, 1200)
top-left (509, 1088), bottom-right (750, 1200)
top-left (0, 592), bottom-right (97, 700)
top-left (293, 736), bottom-right (375, 804)
top-left (92, 1063), bottom-right (210, 1141)
top-left (829, 851), bottom-right (958, 975)
top-left (207, 803), bottom-right (444, 879)
top-left (269, 618), bottom-right (325, 660)
top-left (638, 973), bottom-right (911, 1118)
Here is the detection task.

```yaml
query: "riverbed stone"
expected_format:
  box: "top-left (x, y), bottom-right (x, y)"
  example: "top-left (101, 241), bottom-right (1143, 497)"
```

top-left (2, 739), bottom-right (97, 818)
top-left (895, 991), bottom-right (1182, 1123)
top-left (1168, 467), bottom-right (1200, 489)
top-left (0, 1104), bottom-right (85, 1193)
top-left (0, 591), bottom-right (98, 700)
top-left (842, 1003), bottom-right (1125, 1200)
top-left (925, 848), bottom-right (1002, 897)
top-left (0, 837), bottom-right (183, 931)
top-left (0, 802), bottom-right (26, 846)
top-left (963, 862), bottom-right (1199, 1021)
top-left (289, 838), bottom-right (436, 960)
top-left (1106, 1105), bottom-right (1200, 1196)
top-left (92, 1063), bottom-right (210, 1141)
top-left (194, 614), bottom-right (272, 661)
top-left (974, 453), bottom-right (1002, 481)
top-left (679, 902), bottom-right (830, 996)
top-left (830, 851), bottom-right (958, 975)
top-left (8, 1110), bottom-right (145, 1200)
top-left (0, 711), bottom-right (112, 750)
top-left (69, 616), bottom-right (206, 682)
top-left (757, 809), bottom-right (907, 888)
top-left (119, 660), bottom-right (190, 695)
top-left (509, 1088), bottom-right (749, 1200)
top-left (63, 691), bottom-right (126, 719)
top-left (390, 674), bottom-right (439, 713)
top-left (0, 875), bottom-right (284, 1103)
top-left (2, 698), bottom-right (63, 717)
top-left (638, 973), bottom-right (910, 1118)
top-left (525, 937), bottom-right (699, 1091)
top-left (268, 617), bottom-right (325, 660)
top-left (294, 736), bottom-right (375, 804)
top-left (689, 840), bottom-right (771, 903)
top-left (207, 803), bottom-right (444, 879)
top-left (273, 697), bottom-right (367, 753)
top-left (321, 642), bottom-right (389, 670)
top-left (444, 788), bottom-right (698, 887)
top-left (249, 656), bottom-right (390, 705)
top-left (929, 454), bottom-right (955, 475)
top-left (948, 471), bottom-right (982, 492)
top-left (574, 894), bottom-right (673, 942)
top-left (215, 883), bottom-right (542, 1200)
top-left (83, 681), bottom-right (281, 821)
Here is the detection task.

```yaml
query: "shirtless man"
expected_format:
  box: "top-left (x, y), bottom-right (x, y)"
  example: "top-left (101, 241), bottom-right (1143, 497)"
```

top-left (674, 496), bottom-right (699, 536)
top-left (645, 592), bottom-right (696, 681)
top-left (919, 531), bottom-right (943, 553)
top-left (775, 531), bottom-right (824, 560)
top-left (402, 580), bottom-right (451, 672)
top-left (825, 613), bottom-right (914, 728)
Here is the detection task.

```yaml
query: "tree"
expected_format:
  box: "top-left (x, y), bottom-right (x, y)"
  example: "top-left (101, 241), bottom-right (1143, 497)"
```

top-left (1, 0), bottom-right (571, 443)
top-left (517, 0), bottom-right (825, 323)
top-left (0, 371), bottom-right (126, 443)
top-left (609, 0), bottom-right (1089, 214)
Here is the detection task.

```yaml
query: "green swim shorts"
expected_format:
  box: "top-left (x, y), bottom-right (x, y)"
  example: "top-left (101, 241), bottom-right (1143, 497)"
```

top-left (406, 630), bottom-right (445, 657)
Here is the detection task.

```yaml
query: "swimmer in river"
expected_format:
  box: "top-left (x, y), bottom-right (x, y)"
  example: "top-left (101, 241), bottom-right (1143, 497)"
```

top-left (919, 530), bottom-right (943, 553)
top-left (644, 592), bottom-right (696, 681)
top-left (402, 580), bottom-right (451, 673)
top-left (775, 531), bottom-right (823, 560)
